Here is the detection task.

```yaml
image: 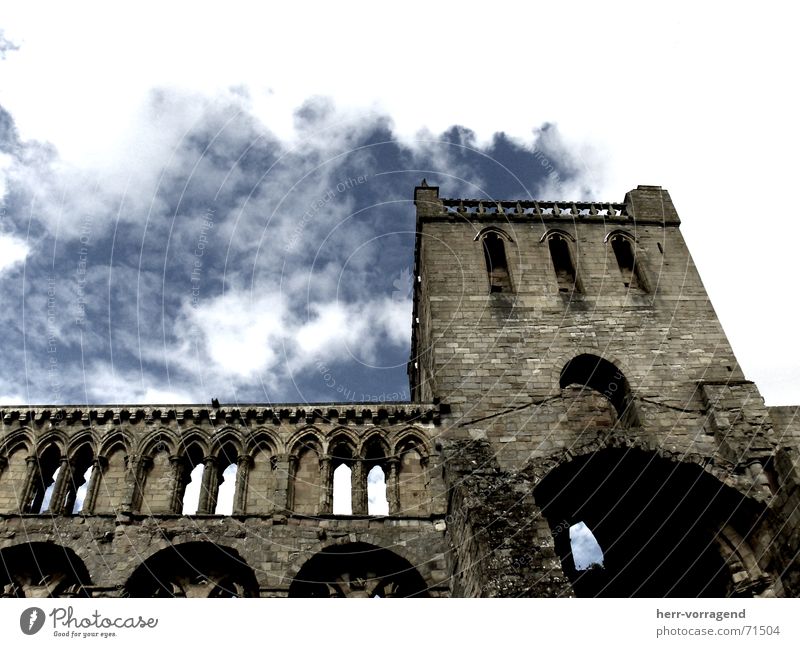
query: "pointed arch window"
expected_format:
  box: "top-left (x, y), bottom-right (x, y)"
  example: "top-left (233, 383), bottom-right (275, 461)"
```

top-left (607, 231), bottom-right (647, 292)
top-left (480, 230), bottom-right (512, 293)
top-left (542, 230), bottom-right (581, 294)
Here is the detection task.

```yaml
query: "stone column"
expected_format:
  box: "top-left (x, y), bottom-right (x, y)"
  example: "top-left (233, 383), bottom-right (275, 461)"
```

top-left (168, 455), bottom-right (187, 513)
top-left (0, 455), bottom-right (7, 479)
top-left (121, 454), bottom-right (146, 514)
top-left (19, 456), bottom-right (38, 513)
top-left (47, 457), bottom-right (72, 515)
top-left (284, 455), bottom-right (297, 511)
top-left (232, 455), bottom-right (251, 515)
top-left (351, 460), bottom-right (367, 515)
top-left (319, 455), bottom-right (332, 514)
top-left (386, 458), bottom-right (400, 515)
top-left (81, 457), bottom-right (107, 515)
top-left (198, 456), bottom-right (219, 514)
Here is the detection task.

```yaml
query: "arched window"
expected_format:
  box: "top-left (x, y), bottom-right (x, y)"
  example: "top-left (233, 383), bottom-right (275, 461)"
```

top-left (481, 231), bottom-right (512, 293)
top-left (92, 442), bottom-right (127, 515)
top-left (332, 464), bottom-right (352, 515)
top-left (544, 231), bottom-right (580, 294)
top-left (396, 437), bottom-right (430, 516)
top-left (0, 444), bottom-right (30, 514)
top-left (245, 436), bottom-right (277, 515)
top-left (208, 444), bottom-right (239, 514)
top-left (367, 465), bottom-right (388, 515)
top-left (559, 354), bottom-right (638, 427)
top-left (65, 444), bottom-right (94, 515)
top-left (26, 444), bottom-right (62, 514)
top-left (607, 232), bottom-right (647, 292)
top-left (330, 436), bottom-right (357, 515)
top-left (290, 435), bottom-right (322, 516)
top-left (364, 437), bottom-right (389, 516)
top-left (139, 441), bottom-right (174, 515)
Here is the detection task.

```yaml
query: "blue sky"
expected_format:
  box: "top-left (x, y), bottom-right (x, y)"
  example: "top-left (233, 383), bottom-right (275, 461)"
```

top-left (0, 2), bottom-right (798, 406)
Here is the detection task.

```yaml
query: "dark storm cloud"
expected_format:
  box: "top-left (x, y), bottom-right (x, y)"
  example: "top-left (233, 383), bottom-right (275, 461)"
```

top-left (0, 90), bottom-right (587, 405)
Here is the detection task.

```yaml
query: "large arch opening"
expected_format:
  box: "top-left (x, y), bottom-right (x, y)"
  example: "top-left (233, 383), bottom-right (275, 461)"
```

top-left (289, 542), bottom-right (429, 598)
top-left (124, 542), bottom-right (258, 598)
top-left (0, 542), bottom-right (91, 597)
top-left (534, 448), bottom-right (767, 597)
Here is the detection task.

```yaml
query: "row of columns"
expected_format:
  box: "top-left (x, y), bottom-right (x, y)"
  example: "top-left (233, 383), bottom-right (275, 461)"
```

top-left (7, 450), bottom-right (424, 517)
top-left (305, 456), bottom-right (401, 515)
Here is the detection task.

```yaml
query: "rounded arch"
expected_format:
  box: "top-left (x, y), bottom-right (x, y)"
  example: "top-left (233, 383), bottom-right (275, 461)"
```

top-left (473, 225), bottom-right (514, 243)
top-left (532, 446), bottom-right (771, 597)
top-left (124, 541), bottom-right (258, 598)
top-left (0, 542), bottom-right (92, 597)
top-left (288, 541), bottom-right (430, 598)
top-left (559, 353), bottom-right (638, 426)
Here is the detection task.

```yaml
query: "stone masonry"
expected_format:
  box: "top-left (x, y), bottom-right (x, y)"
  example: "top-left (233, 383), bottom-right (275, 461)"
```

top-left (1, 182), bottom-right (798, 597)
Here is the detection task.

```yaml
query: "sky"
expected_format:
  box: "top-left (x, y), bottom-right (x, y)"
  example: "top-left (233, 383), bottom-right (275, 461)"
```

top-left (0, 1), bottom-right (798, 407)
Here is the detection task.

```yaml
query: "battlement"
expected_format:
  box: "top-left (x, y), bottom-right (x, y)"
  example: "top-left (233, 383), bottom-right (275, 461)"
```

top-left (414, 182), bottom-right (680, 224)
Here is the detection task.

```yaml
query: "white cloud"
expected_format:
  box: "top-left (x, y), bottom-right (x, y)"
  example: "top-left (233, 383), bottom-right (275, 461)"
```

top-left (0, 233), bottom-right (28, 273)
top-left (0, 1), bottom-right (797, 402)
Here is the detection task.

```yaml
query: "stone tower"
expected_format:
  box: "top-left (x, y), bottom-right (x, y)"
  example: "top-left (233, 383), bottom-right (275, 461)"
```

top-left (0, 182), bottom-right (798, 598)
top-left (410, 182), bottom-right (800, 596)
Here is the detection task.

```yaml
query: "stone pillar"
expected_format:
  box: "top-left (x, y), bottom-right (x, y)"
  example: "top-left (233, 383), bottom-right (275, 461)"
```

top-left (121, 454), bottom-right (146, 514)
top-left (386, 458), bottom-right (400, 515)
top-left (168, 455), bottom-right (187, 513)
top-left (81, 457), bottom-right (107, 515)
top-left (319, 455), bottom-right (332, 514)
top-left (284, 455), bottom-right (297, 511)
top-left (232, 455), bottom-right (251, 515)
top-left (198, 456), bottom-right (219, 514)
top-left (19, 456), bottom-right (38, 513)
top-left (47, 457), bottom-right (72, 515)
top-left (351, 461), bottom-right (367, 515)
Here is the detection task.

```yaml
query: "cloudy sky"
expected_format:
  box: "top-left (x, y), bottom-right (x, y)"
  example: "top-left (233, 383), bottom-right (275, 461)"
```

top-left (0, 2), bottom-right (797, 407)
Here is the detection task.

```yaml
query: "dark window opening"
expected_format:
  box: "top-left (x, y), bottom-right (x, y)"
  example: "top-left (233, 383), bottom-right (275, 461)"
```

top-left (560, 354), bottom-right (639, 427)
top-left (611, 235), bottom-right (646, 292)
top-left (548, 236), bottom-right (580, 293)
top-left (482, 233), bottom-right (512, 293)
